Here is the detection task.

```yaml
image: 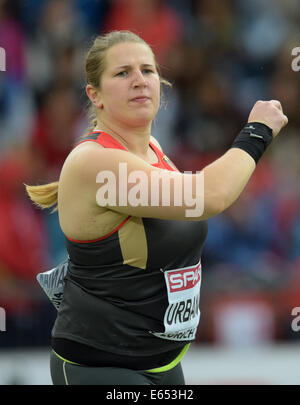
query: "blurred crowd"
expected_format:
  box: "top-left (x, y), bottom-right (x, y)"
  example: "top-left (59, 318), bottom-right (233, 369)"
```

top-left (0, 0), bottom-right (300, 348)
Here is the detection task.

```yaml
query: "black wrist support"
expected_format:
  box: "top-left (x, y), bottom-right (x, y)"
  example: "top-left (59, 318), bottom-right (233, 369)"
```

top-left (231, 122), bottom-right (273, 164)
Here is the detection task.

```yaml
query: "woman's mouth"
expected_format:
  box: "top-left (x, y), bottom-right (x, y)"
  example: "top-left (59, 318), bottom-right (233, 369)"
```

top-left (130, 96), bottom-right (150, 103)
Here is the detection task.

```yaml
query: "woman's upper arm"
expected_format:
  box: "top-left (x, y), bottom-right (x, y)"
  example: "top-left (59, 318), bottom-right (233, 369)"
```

top-left (66, 143), bottom-right (208, 221)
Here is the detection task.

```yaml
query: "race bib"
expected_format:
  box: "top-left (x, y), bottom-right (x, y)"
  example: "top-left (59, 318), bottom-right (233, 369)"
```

top-left (151, 261), bottom-right (202, 341)
top-left (36, 258), bottom-right (68, 310)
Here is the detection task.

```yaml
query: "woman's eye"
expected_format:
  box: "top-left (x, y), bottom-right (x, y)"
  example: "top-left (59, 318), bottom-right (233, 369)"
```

top-left (116, 69), bottom-right (154, 77)
top-left (116, 71), bottom-right (128, 77)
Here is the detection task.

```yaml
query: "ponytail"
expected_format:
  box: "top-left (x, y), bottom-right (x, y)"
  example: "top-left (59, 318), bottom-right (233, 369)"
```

top-left (24, 181), bottom-right (59, 213)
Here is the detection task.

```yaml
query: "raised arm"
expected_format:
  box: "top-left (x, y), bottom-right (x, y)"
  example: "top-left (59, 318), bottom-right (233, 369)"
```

top-left (62, 100), bottom-right (287, 221)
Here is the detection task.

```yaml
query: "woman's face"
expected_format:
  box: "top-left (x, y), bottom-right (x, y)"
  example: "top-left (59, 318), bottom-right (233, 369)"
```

top-left (97, 42), bottom-right (160, 129)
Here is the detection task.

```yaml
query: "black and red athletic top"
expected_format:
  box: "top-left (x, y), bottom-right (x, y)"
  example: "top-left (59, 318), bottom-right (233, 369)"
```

top-left (51, 131), bottom-right (208, 368)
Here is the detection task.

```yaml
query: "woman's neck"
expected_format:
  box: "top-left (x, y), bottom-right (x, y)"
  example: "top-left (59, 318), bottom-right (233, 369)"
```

top-left (95, 120), bottom-right (152, 158)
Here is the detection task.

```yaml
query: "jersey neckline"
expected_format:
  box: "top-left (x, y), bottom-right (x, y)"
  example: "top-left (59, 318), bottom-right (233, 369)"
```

top-left (88, 130), bottom-right (161, 166)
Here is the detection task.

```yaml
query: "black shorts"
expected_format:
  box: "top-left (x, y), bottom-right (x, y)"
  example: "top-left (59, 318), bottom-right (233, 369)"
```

top-left (50, 350), bottom-right (185, 385)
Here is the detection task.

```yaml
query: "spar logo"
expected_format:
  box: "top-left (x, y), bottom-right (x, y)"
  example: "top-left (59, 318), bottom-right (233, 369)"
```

top-left (167, 263), bottom-right (201, 293)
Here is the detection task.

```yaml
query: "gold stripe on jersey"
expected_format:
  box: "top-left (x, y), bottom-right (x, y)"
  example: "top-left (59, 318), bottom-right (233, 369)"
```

top-left (118, 216), bottom-right (148, 269)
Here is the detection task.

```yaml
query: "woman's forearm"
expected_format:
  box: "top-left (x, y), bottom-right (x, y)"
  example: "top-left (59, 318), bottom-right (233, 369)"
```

top-left (202, 148), bottom-right (255, 217)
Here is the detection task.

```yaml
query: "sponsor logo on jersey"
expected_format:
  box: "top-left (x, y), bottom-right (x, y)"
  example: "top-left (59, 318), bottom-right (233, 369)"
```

top-left (151, 261), bottom-right (202, 341)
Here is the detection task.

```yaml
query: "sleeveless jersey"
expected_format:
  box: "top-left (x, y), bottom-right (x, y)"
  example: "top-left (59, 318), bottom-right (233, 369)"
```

top-left (51, 131), bottom-right (208, 356)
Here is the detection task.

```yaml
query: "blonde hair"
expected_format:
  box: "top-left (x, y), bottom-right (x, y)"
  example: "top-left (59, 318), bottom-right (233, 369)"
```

top-left (25, 181), bottom-right (59, 213)
top-left (25, 30), bottom-right (171, 212)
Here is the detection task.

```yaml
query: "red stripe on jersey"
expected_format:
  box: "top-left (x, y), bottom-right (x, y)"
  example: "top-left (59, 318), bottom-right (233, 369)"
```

top-left (65, 215), bottom-right (131, 243)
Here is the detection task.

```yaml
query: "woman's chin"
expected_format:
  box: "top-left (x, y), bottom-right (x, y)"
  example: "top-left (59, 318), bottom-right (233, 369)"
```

top-left (126, 112), bottom-right (156, 128)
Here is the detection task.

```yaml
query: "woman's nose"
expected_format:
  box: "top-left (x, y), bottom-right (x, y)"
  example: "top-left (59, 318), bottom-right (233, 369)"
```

top-left (132, 70), bottom-right (147, 87)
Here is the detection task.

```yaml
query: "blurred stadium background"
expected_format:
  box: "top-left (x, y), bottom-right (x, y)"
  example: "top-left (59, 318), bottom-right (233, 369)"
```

top-left (0, 0), bottom-right (300, 385)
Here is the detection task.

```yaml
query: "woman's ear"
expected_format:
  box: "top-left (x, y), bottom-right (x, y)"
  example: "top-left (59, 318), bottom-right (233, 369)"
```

top-left (86, 85), bottom-right (103, 109)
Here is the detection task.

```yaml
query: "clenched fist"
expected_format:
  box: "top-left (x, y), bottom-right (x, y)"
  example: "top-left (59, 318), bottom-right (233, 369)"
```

top-left (248, 100), bottom-right (288, 137)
